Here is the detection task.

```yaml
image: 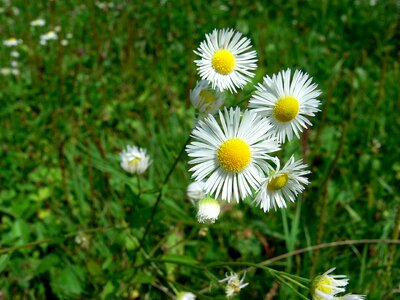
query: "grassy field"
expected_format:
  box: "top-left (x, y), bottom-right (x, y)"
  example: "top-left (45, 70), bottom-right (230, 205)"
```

top-left (0, 0), bottom-right (399, 299)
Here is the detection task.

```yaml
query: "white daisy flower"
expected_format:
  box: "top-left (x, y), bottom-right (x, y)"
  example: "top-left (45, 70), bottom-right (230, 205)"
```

top-left (190, 80), bottom-right (225, 115)
top-left (10, 51), bottom-right (19, 58)
top-left (194, 28), bottom-right (257, 93)
top-left (311, 268), bottom-right (349, 300)
top-left (3, 37), bottom-right (21, 47)
top-left (175, 292), bottom-right (196, 300)
top-left (254, 155), bottom-right (310, 212)
top-left (0, 68), bottom-right (11, 76)
top-left (249, 68), bottom-right (321, 143)
top-left (120, 145), bottom-right (151, 175)
top-left (338, 294), bottom-right (366, 300)
top-left (40, 31), bottom-right (58, 45)
top-left (197, 196), bottom-right (220, 223)
top-left (187, 181), bottom-right (206, 205)
top-left (186, 107), bottom-right (280, 203)
top-left (219, 272), bottom-right (249, 298)
top-left (30, 18), bottom-right (46, 27)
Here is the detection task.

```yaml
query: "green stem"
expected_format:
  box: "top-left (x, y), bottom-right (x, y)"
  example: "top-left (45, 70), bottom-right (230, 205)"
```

top-left (137, 135), bottom-right (191, 250)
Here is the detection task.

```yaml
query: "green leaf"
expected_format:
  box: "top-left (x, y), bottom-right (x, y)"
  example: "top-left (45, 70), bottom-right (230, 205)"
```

top-left (0, 254), bottom-right (10, 273)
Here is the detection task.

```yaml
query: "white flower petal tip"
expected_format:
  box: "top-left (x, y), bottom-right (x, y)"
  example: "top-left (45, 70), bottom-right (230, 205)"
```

top-left (187, 181), bottom-right (206, 205)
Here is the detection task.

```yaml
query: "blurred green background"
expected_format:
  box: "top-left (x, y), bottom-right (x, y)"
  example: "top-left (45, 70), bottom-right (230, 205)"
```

top-left (0, 0), bottom-right (399, 299)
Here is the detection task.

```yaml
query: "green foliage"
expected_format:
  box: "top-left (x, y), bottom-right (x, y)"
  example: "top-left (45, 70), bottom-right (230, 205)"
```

top-left (0, 0), bottom-right (399, 299)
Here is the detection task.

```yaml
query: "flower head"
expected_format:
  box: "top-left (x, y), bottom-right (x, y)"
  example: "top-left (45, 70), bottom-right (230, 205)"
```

top-left (254, 155), bottom-right (310, 212)
top-left (249, 68), bottom-right (321, 143)
top-left (175, 292), bottom-right (196, 300)
top-left (40, 31), bottom-right (58, 45)
top-left (219, 272), bottom-right (249, 298)
top-left (186, 107), bottom-right (280, 203)
top-left (197, 196), bottom-right (220, 223)
top-left (312, 268), bottom-right (349, 300)
top-left (3, 37), bottom-right (21, 47)
top-left (187, 181), bottom-right (206, 205)
top-left (194, 28), bottom-right (257, 93)
top-left (190, 80), bottom-right (225, 115)
top-left (30, 18), bottom-right (46, 26)
top-left (120, 145), bottom-right (151, 175)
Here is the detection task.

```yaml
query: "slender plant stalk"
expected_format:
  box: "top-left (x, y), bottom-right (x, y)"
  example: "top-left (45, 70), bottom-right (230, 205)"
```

top-left (137, 135), bottom-right (191, 250)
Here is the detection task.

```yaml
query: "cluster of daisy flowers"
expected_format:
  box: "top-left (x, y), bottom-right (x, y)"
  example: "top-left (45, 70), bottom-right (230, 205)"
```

top-left (186, 28), bottom-right (321, 223)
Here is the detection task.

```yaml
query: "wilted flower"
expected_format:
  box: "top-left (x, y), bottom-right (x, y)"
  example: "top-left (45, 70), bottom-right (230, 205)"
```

top-left (219, 272), bottom-right (249, 298)
top-left (187, 181), bottom-right (206, 205)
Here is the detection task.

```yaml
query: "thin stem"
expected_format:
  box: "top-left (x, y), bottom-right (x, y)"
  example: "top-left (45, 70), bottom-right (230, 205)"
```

top-left (137, 135), bottom-right (191, 250)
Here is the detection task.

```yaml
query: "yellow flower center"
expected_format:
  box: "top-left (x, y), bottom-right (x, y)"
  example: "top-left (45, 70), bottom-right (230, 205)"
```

top-left (199, 90), bottom-right (216, 111)
top-left (313, 276), bottom-right (333, 299)
top-left (212, 49), bottom-right (236, 75)
top-left (217, 138), bottom-right (251, 173)
top-left (267, 173), bottom-right (288, 190)
top-left (128, 157), bottom-right (141, 167)
top-left (273, 96), bottom-right (300, 122)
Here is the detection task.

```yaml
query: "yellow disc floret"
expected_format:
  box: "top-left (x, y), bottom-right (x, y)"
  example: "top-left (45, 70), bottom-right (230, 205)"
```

top-left (128, 157), bottom-right (141, 167)
top-left (267, 173), bottom-right (289, 190)
top-left (199, 90), bottom-right (216, 111)
top-left (313, 275), bottom-right (333, 300)
top-left (217, 138), bottom-right (251, 173)
top-left (273, 96), bottom-right (300, 122)
top-left (212, 49), bottom-right (236, 75)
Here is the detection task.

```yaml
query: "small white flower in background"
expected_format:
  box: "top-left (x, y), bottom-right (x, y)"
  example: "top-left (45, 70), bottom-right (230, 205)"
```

top-left (186, 107), bottom-right (280, 203)
top-left (254, 155), bottom-right (310, 212)
top-left (11, 68), bottom-right (19, 76)
top-left (54, 26), bottom-right (62, 32)
top-left (120, 145), bottom-right (151, 175)
top-left (338, 294), bottom-right (366, 300)
top-left (190, 80), bottom-right (225, 115)
top-left (311, 268), bottom-right (349, 300)
top-left (219, 272), bottom-right (249, 298)
top-left (249, 68), bottom-right (321, 143)
top-left (175, 291), bottom-right (196, 300)
top-left (66, 33), bottom-right (73, 39)
top-left (197, 196), bottom-right (220, 223)
top-left (187, 181), bottom-right (206, 205)
top-left (61, 39), bottom-right (68, 46)
top-left (11, 61), bottom-right (18, 68)
top-left (10, 51), bottom-right (19, 58)
top-left (75, 231), bottom-right (90, 249)
top-left (0, 68), bottom-right (12, 76)
top-left (12, 6), bottom-right (20, 15)
top-left (3, 37), bottom-right (21, 47)
top-left (30, 18), bottom-right (46, 27)
top-left (40, 31), bottom-right (58, 45)
top-left (194, 28), bottom-right (257, 93)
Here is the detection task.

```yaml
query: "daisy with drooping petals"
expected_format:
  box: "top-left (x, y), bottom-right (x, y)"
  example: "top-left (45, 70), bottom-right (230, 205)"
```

top-left (120, 145), bottom-right (151, 175)
top-left (187, 181), bottom-right (206, 205)
top-left (254, 155), bottom-right (310, 212)
top-left (197, 196), bottom-right (221, 223)
top-left (249, 68), bottom-right (321, 143)
top-left (194, 28), bottom-right (257, 93)
top-left (219, 272), bottom-right (249, 298)
top-left (190, 80), bottom-right (225, 115)
top-left (311, 268), bottom-right (349, 300)
top-left (186, 107), bottom-right (280, 203)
